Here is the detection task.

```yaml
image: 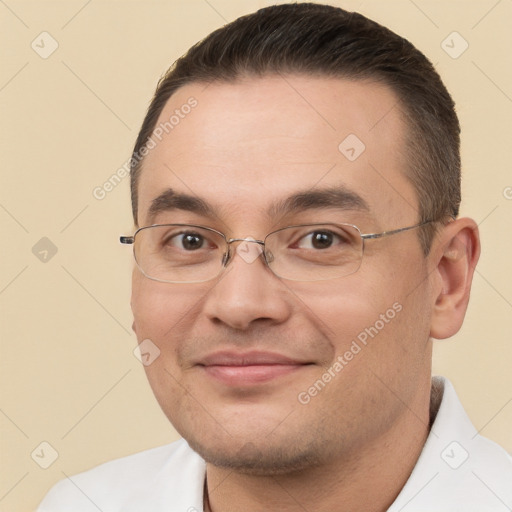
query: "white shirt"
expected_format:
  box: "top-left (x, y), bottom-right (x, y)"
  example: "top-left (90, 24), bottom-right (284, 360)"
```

top-left (38, 377), bottom-right (512, 511)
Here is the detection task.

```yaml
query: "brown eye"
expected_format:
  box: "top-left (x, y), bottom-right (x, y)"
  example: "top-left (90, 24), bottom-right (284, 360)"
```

top-left (168, 232), bottom-right (206, 250)
top-left (297, 231), bottom-right (340, 250)
top-left (311, 232), bottom-right (333, 249)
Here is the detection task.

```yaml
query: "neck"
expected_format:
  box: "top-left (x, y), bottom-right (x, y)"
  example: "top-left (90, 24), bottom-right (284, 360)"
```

top-left (205, 378), bottom-right (433, 512)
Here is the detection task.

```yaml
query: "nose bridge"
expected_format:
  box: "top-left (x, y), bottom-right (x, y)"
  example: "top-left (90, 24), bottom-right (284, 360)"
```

top-left (227, 237), bottom-right (265, 246)
top-left (224, 237), bottom-right (266, 267)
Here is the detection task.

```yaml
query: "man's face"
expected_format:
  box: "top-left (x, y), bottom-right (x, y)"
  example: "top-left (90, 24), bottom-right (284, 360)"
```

top-left (131, 76), bottom-right (435, 472)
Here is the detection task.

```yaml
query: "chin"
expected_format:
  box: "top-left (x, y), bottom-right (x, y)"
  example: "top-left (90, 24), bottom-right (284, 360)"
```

top-left (185, 434), bottom-right (326, 476)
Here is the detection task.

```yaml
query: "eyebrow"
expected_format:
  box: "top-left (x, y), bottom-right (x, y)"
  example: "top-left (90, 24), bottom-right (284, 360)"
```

top-left (146, 188), bottom-right (215, 224)
top-left (269, 186), bottom-right (369, 219)
top-left (145, 185), bottom-right (369, 225)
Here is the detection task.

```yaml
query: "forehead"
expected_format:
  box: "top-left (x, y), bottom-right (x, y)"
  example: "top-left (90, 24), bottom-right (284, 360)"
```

top-left (137, 75), bottom-right (418, 229)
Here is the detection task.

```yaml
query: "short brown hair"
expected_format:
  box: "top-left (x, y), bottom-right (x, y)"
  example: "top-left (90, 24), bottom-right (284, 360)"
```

top-left (130, 2), bottom-right (461, 253)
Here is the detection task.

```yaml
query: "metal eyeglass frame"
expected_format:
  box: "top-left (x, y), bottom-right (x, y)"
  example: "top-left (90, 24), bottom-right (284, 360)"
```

top-left (119, 219), bottom-right (434, 283)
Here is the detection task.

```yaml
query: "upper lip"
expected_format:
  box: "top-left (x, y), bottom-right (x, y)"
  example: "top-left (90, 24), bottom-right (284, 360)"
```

top-left (198, 351), bottom-right (309, 367)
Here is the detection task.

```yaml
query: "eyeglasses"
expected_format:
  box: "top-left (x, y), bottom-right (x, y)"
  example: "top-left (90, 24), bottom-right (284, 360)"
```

top-left (120, 221), bottom-right (433, 283)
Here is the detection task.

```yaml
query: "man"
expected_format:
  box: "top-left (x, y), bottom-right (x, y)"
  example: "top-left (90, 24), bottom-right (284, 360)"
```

top-left (38, 3), bottom-right (512, 511)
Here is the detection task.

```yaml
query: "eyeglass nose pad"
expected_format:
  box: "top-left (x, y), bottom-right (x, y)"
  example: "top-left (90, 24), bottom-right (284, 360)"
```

top-left (221, 251), bottom-right (231, 267)
top-left (265, 250), bottom-right (274, 264)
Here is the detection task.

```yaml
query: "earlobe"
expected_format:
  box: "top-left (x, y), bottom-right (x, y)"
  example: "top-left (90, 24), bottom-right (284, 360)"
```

top-left (430, 218), bottom-right (480, 339)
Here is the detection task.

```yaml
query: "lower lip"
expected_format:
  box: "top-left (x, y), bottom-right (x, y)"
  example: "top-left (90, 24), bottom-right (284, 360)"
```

top-left (202, 364), bottom-right (304, 385)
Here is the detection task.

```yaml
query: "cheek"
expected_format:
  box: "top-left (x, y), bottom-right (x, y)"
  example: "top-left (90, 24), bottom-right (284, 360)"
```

top-left (130, 274), bottom-right (208, 428)
top-left (289, 262), bottom-right (428, 366)
top-left (131, 273), bottom-right (205, 341)
top-left (289, 276), bottom-right (390, 342)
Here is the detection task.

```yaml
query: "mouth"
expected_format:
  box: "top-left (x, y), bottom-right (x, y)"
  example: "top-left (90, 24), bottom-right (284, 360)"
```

top-left (197, 351), bottom-right (312, 386)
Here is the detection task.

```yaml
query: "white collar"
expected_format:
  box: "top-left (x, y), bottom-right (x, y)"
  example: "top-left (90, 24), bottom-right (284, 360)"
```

top-left (390, 376), bottom-right (512, 510)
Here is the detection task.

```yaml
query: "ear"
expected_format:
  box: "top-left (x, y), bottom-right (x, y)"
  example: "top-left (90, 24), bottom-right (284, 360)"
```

top-left (429, 218), bottom-right (481, 339)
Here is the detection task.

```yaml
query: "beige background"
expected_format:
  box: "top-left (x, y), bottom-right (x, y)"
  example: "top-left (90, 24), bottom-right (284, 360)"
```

top-left (1, 0), bottom-right (511, 510)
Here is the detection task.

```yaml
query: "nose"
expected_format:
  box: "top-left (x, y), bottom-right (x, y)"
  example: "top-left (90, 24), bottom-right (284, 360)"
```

top-left (202, 239), bottom-right (292, 331)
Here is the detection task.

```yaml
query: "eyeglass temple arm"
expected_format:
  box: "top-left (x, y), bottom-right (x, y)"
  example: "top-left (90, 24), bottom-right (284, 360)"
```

top-left (361, 220), bottom-right (433, 240)
top-left (120, 236), bottom-right (135, 244)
